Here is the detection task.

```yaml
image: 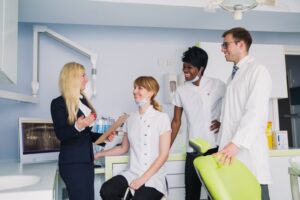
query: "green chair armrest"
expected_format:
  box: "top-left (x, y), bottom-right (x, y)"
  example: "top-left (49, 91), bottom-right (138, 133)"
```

top-left (189, 138), bottom-right (211, 154)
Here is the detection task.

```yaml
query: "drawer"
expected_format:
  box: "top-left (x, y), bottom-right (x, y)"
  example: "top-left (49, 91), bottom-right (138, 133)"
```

top-left (112, 163), bottom-right (128, 176)
top-left (165, 161), bottom-right (185, 174)
top-left (166, 174), bottom-right (185, 188)
top-left (168, 188), bottom-right (185, 200)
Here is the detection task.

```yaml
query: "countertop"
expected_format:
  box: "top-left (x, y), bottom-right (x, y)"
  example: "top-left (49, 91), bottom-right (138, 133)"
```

top-left (1, 149), bottom-right (300, 200)
top-left (269, 148), bottom-right (300, 157)
top-left (0, 161), bottom-right (58, 200)
top-left (105, 148), bottom-right (300, 163)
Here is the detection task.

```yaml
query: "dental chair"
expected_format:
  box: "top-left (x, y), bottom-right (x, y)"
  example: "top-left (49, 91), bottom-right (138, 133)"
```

top-left (189, 138), bottom-right (261, 200)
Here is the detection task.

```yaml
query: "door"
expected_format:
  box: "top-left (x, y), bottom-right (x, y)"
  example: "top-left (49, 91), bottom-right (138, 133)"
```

top-left (279, 55), bottom-right (300, 147)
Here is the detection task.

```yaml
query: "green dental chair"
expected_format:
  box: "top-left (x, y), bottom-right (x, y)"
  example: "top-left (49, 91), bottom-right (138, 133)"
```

top-left (189, 138), bottom-right (261, 200)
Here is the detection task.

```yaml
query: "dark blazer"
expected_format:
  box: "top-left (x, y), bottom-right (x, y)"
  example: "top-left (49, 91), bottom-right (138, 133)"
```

top-left (50, 96), bottom-right (100, 164)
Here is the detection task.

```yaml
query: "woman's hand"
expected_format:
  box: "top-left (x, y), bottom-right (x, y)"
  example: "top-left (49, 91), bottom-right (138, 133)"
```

top-left (76, 114), bottom-right (96, 130)
top-left (94, 152), bottom-right (103, 160)
top-left (130, 177), bottom-right (146, 190)
top-left (106, 131), bottom-right (117, 142)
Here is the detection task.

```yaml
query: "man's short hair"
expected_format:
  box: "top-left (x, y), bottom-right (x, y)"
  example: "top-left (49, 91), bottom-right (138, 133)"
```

top-left (222, 27), bottom-right (252, 51)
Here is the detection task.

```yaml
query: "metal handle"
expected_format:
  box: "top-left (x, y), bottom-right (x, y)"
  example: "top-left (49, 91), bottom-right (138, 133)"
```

top-left (283, 113), bottom-right (300, 118)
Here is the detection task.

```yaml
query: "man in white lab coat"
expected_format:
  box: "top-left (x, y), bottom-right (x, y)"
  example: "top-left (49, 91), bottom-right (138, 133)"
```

top-left (171, 46), bottom-right (225, 200)
top-left (217, 27), bottom-right (272, 200)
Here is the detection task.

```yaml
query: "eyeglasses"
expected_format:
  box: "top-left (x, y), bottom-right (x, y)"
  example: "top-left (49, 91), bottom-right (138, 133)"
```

top-left (221, 41), bottom-right (240, 49)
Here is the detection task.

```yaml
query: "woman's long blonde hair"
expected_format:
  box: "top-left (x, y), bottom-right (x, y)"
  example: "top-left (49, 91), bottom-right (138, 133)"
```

top-left (59, 62), bottom-right (95, 124)
top-left (134, 76), bottom-right (162, 112)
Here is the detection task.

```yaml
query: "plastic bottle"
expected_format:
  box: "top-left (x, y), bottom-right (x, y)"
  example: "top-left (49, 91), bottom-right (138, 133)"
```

top-left (98, 118), bottom-right (103, 133)
top-left (265, 121), bottom-right (273, 149)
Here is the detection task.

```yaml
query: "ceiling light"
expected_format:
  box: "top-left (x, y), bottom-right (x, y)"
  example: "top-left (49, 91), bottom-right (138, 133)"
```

top-left (219, 0), bottom-right (258, 20)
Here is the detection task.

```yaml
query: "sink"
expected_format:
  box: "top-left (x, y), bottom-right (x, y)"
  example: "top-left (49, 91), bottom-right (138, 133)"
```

top-left (0, 175), bottom-right (40, 191)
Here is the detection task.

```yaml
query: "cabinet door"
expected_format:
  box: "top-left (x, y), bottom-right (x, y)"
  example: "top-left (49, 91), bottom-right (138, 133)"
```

top-left (0, 1), bottom-right (3, 66)
top-left (165, 160), bottom-right (185, 189)
top-left (0, 0), bottom-right (18, 84)
top-left (269, 156), bottom-right (297, 200)
top-left (201, 42), bottom-right (287, 98)
top-left (250, 44), bottom-right (287, 98)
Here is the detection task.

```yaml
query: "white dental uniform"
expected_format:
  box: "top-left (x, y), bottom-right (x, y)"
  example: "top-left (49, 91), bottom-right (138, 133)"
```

top-left (172, 76), bottom-right (226, 152)
top-left (218, 56), bottom-right (272, 184)
top-left (120, 106), bottom-right (171, 196)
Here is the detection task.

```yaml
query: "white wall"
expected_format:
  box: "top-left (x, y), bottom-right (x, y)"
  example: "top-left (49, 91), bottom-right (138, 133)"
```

top-left (0, 23), bottom-right (300, 160)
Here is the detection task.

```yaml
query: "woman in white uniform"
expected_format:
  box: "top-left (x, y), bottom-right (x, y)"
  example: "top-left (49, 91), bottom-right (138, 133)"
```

top-left (95, 76), bottom-right (171, 200)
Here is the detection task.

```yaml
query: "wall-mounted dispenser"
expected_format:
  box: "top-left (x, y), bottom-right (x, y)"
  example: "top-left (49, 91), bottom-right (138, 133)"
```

top-left (164, 74), bottom-right (178, 104)
top-left (164, 73), bottom-right (186, 104)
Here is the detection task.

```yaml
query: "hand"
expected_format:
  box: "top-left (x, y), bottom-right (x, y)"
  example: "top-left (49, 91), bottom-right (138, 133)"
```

top-left (215, 142), bottom-right (240, 165)
top-left (94, 152), bottom-right (102, 160)
top-left (91, 112), bottom-right (97, 120)
top-left (210, 120), bottom-right (221, 134)
top-left (106, 131), bottom-right (116, 142)
top-left (76, 114), bottom-right (96, 130)
top-left (130, 177), bottom-right (146, 190)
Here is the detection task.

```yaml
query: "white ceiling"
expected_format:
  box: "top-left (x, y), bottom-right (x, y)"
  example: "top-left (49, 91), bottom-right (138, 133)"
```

top-left (19, 0), bottom-right (300, 32)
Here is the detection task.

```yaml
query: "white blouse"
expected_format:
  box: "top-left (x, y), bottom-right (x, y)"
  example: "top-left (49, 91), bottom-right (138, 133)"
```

top-left (173, 76), bottom-right (225, 152)
top-left (120, 106), bottom-right (171, 196)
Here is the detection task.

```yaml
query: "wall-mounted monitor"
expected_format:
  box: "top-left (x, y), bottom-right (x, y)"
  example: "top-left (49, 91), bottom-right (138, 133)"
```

top-left (19, 118), bottom-right (60, 163)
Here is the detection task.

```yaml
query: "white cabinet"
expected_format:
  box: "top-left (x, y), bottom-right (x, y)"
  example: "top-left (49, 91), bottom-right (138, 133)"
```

top-left (104, 151), bottom-right (300, 200)
top-left (268, 149), bottom-right (300, 200)
top-left (108, 160), bottom-right (186, 200)
top-left (165, 161), bottom-right (185, 200)
top-left (105, 155), bottom-right (189, 200)
top-left (0, 0), bottom-right (18, 84)
top-left (268, 155), bottom-right (300, 200)
top-left (201, 42), bottom-right (288, 98)
top-left (269, 156), bottom-right (292, 200)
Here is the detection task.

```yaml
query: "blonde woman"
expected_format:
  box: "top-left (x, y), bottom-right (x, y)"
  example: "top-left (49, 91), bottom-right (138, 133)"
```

top-left (51, 62), bottom-right (100, 200)
top-left (96, 76), bottom-right (171, 200)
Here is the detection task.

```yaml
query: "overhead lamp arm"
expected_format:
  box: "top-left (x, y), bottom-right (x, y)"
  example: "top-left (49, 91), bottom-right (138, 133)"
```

top-left (32, 25), bottom-right (98, 97)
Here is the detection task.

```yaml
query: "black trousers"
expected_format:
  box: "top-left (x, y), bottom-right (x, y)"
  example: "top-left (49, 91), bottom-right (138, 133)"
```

top-left (261, 184), bottom-right (270, 200)
top-left (185, 147), bottom-right (218, 200)
top-left (59, 163), bottom-right (94, 200)
top-left (100, 175), bottom-right (163, 200)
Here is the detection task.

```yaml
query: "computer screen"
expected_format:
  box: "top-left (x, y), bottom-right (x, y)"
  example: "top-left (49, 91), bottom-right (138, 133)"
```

top-left (19, 118), bottom-right (60, 163)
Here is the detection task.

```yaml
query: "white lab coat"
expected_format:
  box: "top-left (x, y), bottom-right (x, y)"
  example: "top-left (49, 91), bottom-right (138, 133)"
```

top-left (218, 56), bottom-right (272, 184)
top-left (173, 76), bottom-right (225, 152)
top-left (121, 106), bottom-right (171, 196)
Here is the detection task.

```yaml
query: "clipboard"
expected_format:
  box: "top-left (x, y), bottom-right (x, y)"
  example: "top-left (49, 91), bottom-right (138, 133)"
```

top-left (94, 113), bottom-right (129, 145)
